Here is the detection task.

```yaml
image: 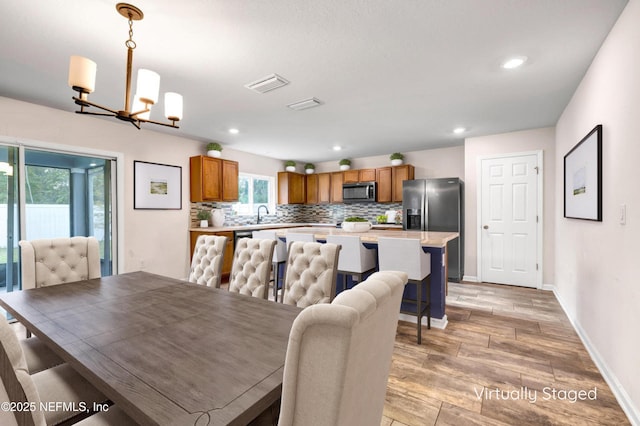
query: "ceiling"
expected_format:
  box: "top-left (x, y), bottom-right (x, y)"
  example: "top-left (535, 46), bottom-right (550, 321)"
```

top-left (0, 0), bottom-right (628, 163)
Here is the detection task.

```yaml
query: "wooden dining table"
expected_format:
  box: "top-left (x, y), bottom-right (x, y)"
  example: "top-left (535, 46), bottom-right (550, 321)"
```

top-left (0, 271), bottom-right (302, 426)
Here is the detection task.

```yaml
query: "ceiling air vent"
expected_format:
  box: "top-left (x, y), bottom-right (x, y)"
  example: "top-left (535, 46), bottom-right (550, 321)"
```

top-left (245, 74), bottom-right (289, 93)
top-left (287, 97), bottom-right (323, 111)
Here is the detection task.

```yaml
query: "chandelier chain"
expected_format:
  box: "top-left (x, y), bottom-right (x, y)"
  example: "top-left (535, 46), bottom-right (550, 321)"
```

top-left (125, 14), bottom-right (136, 50)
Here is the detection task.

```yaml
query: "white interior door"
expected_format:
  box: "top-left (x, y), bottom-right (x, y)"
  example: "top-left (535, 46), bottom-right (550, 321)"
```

top-left (479, 152), bottom-right (540, 288)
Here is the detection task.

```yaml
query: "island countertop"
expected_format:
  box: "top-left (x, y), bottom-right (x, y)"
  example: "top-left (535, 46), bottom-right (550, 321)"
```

top-left (270, 226), bottom-right (458, 248)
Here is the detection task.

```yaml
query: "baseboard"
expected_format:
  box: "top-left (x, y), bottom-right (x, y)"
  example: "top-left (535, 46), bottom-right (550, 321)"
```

top-left (541, 283), bottom-right (555, 291)
top-left (463, 275), bottom-right (479, 282)
top-left (552, 287), bottom-right (640, 426)
top-left (398, 313), bottom-right (448, 329)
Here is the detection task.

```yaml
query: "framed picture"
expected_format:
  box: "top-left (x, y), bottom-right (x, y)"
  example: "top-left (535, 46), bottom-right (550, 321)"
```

top-left (564, 124), bottom-right (602, 221)
top-left (134, 161), bottom-right (182, 210)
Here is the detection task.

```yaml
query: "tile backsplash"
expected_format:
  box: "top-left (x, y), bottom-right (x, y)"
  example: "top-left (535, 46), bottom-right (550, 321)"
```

top-left (191, 202), bottom-right (402, 227)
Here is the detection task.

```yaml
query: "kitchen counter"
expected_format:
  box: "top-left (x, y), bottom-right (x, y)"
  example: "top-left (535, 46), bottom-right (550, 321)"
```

top-left (189, 222), bottom-right (336, 233)
top-left (270, 226), bottom-right (458, 248)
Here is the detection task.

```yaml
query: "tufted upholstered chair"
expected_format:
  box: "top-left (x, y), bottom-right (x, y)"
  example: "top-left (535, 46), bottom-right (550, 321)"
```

top-left (281, 241), bottom-right (341, 307)
top-left (377, 237), bottom-right (431, 344)
top-left (0, 317), bottom-right (136, 426)
top-left (188, 235), bottom-right (228, 288)
top-left (228, 237), bottom-right (276, 299)
top-left (278, 271), bottom-right (407, 426)
top-left (251, 230), bottom-right (287, 301)
top-left (19, 236), bottom-right (101, 290)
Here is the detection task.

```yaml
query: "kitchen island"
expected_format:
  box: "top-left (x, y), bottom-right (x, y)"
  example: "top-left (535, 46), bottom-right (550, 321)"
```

top-left (271, 226), bottom-right (459, 327)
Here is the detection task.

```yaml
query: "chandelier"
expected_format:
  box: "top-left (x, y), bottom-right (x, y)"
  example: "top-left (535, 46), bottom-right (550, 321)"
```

top-left (68, 3), bottom-right (182, 129)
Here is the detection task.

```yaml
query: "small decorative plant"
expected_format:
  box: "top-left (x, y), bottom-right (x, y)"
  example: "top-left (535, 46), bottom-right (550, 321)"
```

top-left (376, 214), bottom-right (387, 224)
top-left (207, 142), bottom-right (222, 152)
top-left (344, 216), bottom-right (367, 222)
top-left (304, 163), bottom-right (315, 170)
top-left (196, 210), bottom-right (210, 220)
top-left (285, 160), bottom-right (296, 167)
top-left (390, 152), bottom-right (404, 160)
top-left (206, 142), bottom-right (222, 157)
top-left (339, 159), bottom-right (351, 166)
top-left (196, 210), bottom-right (210, 227)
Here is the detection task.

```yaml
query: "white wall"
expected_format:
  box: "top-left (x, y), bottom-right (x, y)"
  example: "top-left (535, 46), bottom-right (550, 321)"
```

top-left (0, 96), bottom-right (283, 279)
top-left (312, 145), bottom-right (465, 180)
top-left (555, 0), bottom-right (639, 422)
top-left (464, 127), bottom-right (556, 285)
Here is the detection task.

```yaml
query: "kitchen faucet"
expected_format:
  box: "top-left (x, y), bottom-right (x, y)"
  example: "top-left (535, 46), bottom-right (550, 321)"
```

top-left (257, 205), bottom-right (269, 224)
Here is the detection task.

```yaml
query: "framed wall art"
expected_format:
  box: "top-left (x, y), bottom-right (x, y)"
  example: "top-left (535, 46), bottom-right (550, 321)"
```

top-left (134, 160), bottom-right (182, 210)
top-left (564, 124), bottom-right (602, 221)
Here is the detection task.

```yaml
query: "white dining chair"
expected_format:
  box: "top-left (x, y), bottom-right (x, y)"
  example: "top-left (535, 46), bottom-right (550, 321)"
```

top-left (281, 241), bottom-right (341, 307)
top-left (285, 232), bottom-right (315, 244)
top-left (278, 271), bottom-right (407, 426)
top-left (377, 237), bottom-right (431, 344)
top-left (19, 236), bottom-right (102, 290)
top-left (0, 316), bottom-right (136, 425)
top-left (228, 237), bottom-right (276, 299)
top-left (252, 230), bottom-right (287, 301)
top-left (325, 234), bottom-right (377, 293)
top-left (188, 234), bottom-right (228, 288)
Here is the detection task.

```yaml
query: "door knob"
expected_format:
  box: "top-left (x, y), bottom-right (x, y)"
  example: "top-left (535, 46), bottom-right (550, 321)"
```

top-left (483, 225), bottom-right (489, 229)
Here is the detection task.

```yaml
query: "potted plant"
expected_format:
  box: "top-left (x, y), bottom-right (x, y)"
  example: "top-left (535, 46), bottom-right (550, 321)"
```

top-left (339, 158), bottom-right (351, 171)
top-left (304, 163), bottom-right (315, 174)
top-left (342, 216), bottom-right (372, 232)
top-left (390, 152), bottom-right (404, 166)
top-left (284, 160), bottom-right (296, 172)
top-left (196, 210), bottom-right (210, 227)
top-left (206, 142), bottom-right (222, 158)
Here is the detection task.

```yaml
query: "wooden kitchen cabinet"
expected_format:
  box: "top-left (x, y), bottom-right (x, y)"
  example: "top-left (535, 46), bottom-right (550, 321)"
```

top-left (189, 230), bottom-right (234, 282)
top-left (392, 164), bottom-right (415, 202)
top-left (343, 168), bottom-right (376, 183)
top-left (318, 173), bottom-right (331, 203)
top-left (359, 168), bottom-right (376, 182)
top-left (306, 173), bottom-right (318, 204)
top-left (343, 169), bottom-right (359, 183)
top-left (330, 172), bottom-right (344, 203)
top-left (376, 167), bottom-right (392, 202)
top-left (278, 172), bottom-right (306, 204)
top-left (190, 155), bottom-right (239, 202)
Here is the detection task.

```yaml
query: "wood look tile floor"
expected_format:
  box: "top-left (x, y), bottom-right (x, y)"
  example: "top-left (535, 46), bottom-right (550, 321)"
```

top-left (381, 281), bottom-right (630, 426)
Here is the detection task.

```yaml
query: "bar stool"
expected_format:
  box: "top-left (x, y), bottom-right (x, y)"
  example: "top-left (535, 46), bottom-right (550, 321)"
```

top-left (325, 235), bottom-right (377, 294)
top-left (377, 237), bottom-right (431, 344)
top-left (252, 230), bottom-right (287, 301)
top-left (285, 232), bottom-right (315, 243)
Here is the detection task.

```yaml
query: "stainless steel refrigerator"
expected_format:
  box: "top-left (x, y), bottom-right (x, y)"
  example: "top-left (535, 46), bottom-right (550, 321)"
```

top-left (403, 178), bottom-right (464, 282)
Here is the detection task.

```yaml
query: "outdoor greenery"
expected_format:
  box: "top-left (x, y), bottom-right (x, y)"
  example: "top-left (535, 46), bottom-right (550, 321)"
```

top-left (238, 176), bottom-right (269, 205)
top-left (1, 166), bottom-right (105, 205)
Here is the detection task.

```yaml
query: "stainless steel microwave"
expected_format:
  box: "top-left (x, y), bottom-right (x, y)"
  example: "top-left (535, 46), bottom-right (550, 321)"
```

top-left (342, 181), bottom-right (376, 203)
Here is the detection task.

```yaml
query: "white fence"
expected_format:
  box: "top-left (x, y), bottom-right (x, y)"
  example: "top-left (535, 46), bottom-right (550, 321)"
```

top-left (0, 205), bottom-right (71, 248)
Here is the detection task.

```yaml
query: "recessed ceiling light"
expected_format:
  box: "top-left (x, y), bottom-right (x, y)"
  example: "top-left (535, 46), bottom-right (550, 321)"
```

top-left (229, 128), bottom-right (239, 134)
top-left (501, 56), bottom-right (528, 69)
top-left (333, 145), bottom-right (342, 151)
top-left (453, 127), bottom-right (466, 134)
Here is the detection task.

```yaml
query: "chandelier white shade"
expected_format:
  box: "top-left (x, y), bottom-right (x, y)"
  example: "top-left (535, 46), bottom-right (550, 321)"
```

top-left (68, 56), bottom-right (96, 94)
top-left (68, 3), bottom-right (182, 129)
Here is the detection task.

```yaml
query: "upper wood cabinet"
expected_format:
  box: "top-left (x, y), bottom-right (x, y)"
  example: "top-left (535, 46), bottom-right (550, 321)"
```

top-left (343, 168), bottom-right (376, 183)
top-left (278, 172), bottom-right (306, 204)
top-left (391, 164), bottom-right (415, 202)
top-left (318, 173), bottom-right (331, 203)
top-left (376, 167), bottom-right (392, 203)
top-left (306, 173), bottom-right (318, 204)
top-left (330, 172), bottom-right (344, 203)
top-left (190, 155), bottom-right (239, 202)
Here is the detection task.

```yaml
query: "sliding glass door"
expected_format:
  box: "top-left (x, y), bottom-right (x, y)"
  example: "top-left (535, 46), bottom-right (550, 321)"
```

top-left (1, 144), bottom-right (116, 305)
